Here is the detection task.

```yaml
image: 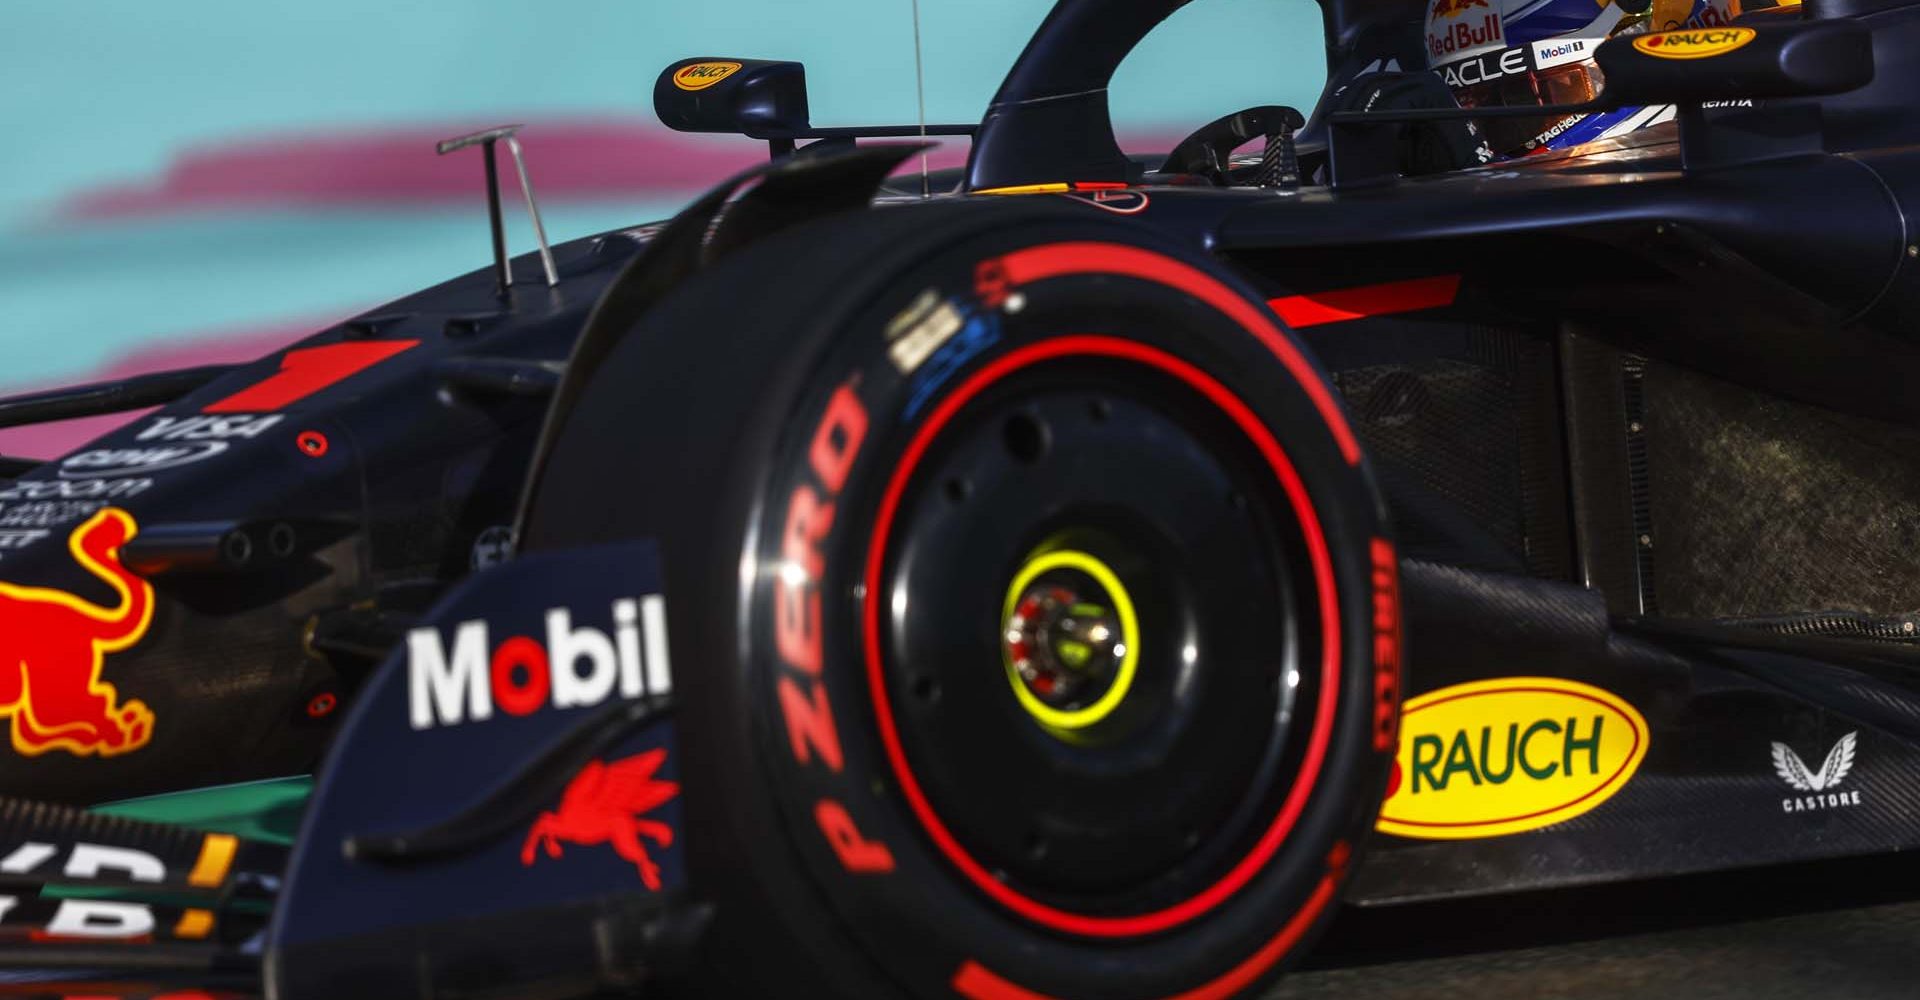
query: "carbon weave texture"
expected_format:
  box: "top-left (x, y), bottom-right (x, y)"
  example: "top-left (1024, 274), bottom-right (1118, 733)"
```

top-left (1332, 328), bottom-right (1568, 579)
top-left (1644, 362), bottom-right (1920, 619)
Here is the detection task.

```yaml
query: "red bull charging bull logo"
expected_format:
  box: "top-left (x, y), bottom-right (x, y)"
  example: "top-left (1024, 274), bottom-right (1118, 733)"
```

top-left (1430, 0), bottom-right (1489, 17)
top-left (522, 749), bottom-right (679, 890)
top-left (0, 509), bottom-right (154, 757)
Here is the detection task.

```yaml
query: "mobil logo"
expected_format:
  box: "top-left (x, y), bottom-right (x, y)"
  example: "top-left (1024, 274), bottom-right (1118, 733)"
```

top-left (523, 749), bottom-right (680, 890)
top-left (408, 596), bottom-right (671, 730)
top-left (1532, 36), bottom-right (1592, 70)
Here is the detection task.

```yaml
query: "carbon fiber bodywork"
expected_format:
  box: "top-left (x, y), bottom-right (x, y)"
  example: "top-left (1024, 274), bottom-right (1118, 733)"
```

top-left (9, 0), bottom-right (1920, 991)
top-left (1645, 360), bottom-right (1920, 620)
top-left (1352, 561), bottom-right (1920, 903)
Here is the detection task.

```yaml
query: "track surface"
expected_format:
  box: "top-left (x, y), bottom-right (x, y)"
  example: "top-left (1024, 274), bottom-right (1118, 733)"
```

top-left (1268, 851), bottom-right (1920, 999)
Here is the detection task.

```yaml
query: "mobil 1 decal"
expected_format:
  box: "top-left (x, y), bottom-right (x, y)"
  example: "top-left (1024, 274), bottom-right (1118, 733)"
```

top-left (279, 541), bottom-right (680, 946)
top-left (1377, 677), bottom-right (1649, 840)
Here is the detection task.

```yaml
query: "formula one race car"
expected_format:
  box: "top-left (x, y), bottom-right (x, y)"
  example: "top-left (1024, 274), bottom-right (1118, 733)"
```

top-left (2, 0), bottom-right (1916, 996)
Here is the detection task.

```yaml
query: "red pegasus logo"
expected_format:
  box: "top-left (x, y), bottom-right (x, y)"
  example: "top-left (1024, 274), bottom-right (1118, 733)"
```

top-left (1431, 0), bottom-right (1489, 18)
top-left (522, 749), bottom-right (680, 890)
top-left (0, 509), bottom-right (155, 756)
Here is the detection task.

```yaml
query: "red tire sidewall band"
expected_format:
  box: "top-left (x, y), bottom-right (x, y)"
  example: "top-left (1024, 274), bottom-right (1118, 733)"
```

top-left (746, 233), bottom-right (1391, 996)
top-left (862, 335), bottom-right (1342, 939)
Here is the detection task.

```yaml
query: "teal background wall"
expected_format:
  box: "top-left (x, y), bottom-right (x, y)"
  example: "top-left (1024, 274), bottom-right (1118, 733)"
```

top-left (1, 0), bottom-right (1326, 454)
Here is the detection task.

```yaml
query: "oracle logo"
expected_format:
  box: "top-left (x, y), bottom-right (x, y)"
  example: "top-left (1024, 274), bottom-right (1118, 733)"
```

top-left (407, 597), bottom-right (671, 730)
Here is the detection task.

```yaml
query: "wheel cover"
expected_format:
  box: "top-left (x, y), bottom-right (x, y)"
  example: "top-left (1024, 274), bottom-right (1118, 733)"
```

top-left (862, 335), bottom-right (1343, 939)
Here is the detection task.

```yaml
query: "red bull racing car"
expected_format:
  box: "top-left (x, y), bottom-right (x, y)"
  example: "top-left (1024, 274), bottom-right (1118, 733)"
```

top-left (2, 0), bottom-right (1917, 995)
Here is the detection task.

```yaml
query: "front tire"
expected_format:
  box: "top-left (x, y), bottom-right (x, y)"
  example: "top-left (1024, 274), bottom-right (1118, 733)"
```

top-left (524, 201), bottom-right (1400, 998)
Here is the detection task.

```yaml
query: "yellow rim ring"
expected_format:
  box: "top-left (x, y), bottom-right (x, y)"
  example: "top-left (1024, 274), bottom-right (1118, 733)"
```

top-left (1000, 549), bottom-right (1140, 732)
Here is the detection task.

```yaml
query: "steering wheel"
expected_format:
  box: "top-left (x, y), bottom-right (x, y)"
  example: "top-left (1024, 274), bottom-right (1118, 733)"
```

top-left (1164, 75), bottom-right (1496, 187)
top-left (1162, 105), bottom-right (1307, 187)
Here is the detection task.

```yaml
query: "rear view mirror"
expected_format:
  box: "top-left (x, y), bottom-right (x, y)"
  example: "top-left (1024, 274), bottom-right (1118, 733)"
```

top-left (1593, 20), bottom-right (1873, 106)
top-left (654, 58), bottom-right (812, 137)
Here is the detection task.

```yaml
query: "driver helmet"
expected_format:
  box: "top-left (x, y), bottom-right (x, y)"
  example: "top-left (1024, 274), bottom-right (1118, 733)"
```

top-left (1424, 0), bottom-right (1745, 160)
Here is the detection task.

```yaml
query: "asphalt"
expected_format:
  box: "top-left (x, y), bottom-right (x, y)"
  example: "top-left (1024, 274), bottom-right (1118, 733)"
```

top-left (1267, 852), bottom-right (1920, 999)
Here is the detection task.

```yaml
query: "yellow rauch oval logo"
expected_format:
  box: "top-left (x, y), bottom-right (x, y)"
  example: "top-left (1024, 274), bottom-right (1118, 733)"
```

top-left (1376, 677), bottom-right (1648, 840)
top-left (1634, 26), bottom-right (1757, 59)
top-left (673, 61), bottom-right (743, 92)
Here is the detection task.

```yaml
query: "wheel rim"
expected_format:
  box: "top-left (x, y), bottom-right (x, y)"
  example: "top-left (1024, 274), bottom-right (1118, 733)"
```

top-left (862, 336), bottom-right (1342, 938)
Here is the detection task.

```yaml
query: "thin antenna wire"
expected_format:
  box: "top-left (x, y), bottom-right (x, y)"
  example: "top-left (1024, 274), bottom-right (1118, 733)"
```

top-left (504, 136), bottom-right (558, 287)
top-left (911, 0), bottom-right (931, 197)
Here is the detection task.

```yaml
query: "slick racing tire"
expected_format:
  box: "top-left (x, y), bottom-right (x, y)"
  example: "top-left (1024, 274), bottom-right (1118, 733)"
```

top-left (523, 201), bottom-right (1401, 999)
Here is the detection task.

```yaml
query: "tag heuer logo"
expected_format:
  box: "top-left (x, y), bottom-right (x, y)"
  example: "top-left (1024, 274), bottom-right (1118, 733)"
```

top-left (1771, 731), bottom-right (1862, 813)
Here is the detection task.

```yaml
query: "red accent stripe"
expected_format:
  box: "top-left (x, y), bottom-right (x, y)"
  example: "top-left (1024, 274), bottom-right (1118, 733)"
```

top-left (204, 340), bottom-right (417, 413)
top-left (0, 319), bottom-right (328, 460)
top-left (950, 873), bottom-right (1341, 1000)
top-left (863, 335), bottom-right (1342, 939)
top-left (999, 242), bottom-right (1361, 465)
top-left (1267, 275), bottom-right (1462, 329)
